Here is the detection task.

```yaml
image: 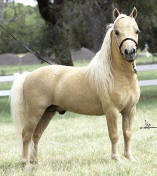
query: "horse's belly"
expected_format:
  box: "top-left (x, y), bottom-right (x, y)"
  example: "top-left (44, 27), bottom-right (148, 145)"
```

top-left (59, 101), bottom-right (104, 116)
top-left (54, 90), bottom-right (104, 115)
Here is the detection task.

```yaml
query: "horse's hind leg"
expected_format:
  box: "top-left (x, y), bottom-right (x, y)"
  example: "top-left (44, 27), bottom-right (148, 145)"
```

top-left (22, 107), bottom-right (45, 166)
top-left (30, 111), bottom-right (55, 164)
top-left (106, 110), bottom-right (120, 161)
top-left (121, 107), bottom-right (136, 161)
top-left (22, 118), bottom-right (40, 165)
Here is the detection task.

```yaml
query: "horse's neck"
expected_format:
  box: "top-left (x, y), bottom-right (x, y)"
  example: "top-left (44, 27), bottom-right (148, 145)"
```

top-left (111, 37), bottom-right (135, 77)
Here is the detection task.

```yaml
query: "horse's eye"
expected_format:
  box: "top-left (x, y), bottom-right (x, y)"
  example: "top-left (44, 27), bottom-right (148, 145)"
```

top-left (136, 30), bottom-right (140, 34)
top-left (115, 30), bottom-right (119, 36)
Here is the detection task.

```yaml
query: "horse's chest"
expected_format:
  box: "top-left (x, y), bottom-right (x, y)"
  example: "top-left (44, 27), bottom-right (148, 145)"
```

top-left (111, 82), bottom-right (140, 111)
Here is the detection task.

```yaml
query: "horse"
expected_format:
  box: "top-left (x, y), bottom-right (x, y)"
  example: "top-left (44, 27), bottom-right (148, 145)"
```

top-left (10, 7), bottom-right (140, 165)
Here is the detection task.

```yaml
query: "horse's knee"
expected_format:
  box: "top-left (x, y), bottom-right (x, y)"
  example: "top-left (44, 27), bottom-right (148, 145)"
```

top-left (110, 134), bottom-right (119, 144)
top-left (32, 134), bottom-right (40, 144)
top-left (22, 125), bottom-right (34, 143)
top-left (123, 130), bottom-right (131, 140)
top-left (22, 133), bottom-right (32, 144)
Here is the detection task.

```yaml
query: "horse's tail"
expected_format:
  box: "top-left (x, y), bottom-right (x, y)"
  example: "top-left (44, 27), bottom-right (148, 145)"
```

top-left (10, 72), bottom-right (30, 138)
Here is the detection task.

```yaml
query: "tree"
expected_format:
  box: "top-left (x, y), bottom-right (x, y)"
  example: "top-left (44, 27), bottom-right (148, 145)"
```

top-left (78, 0), bottom-right (112, 52)
top-left (1, 1), bottom-right (157, 56)
top-left (0, 0), bottom-right (4, 24)
top-left (0, 2), bottom-right (45, 54)
top-left (37, 0), bottom-right (73, 66)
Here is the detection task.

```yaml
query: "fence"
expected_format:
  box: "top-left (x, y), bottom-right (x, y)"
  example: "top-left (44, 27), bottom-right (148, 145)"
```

top-left (0, 64), bottom-right (157, 97)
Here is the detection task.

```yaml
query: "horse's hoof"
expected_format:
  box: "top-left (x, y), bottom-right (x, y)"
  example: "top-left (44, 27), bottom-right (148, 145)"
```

top-left (59, 110), bottom-right (66, 115)
top-left (21, 159), bottom-right (30, 167)
top-left (111, 154), bottom-right (120, 161)
top-left (30, 160), bottom-right (38, 165)
top-left (124, 154), bottom-right (136, 162)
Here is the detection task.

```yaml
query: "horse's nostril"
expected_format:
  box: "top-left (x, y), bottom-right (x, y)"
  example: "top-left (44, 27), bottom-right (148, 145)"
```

top-left (124, 49), bottom-right (128, 55)
top-left (132, 48), bottom-right (136, 54)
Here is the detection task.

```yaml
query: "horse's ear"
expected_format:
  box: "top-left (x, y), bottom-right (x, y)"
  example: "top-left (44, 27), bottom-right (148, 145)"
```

top-left (130, 7), bottom-right (137, 18)
top-left (113, 8), bottom-right (120, 20)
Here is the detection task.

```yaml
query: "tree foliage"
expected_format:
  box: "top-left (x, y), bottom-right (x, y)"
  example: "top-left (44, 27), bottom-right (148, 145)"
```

top-left (0, 0), bottom-right (157, 56)
top-left (0, 2), bottom-right (45, 54)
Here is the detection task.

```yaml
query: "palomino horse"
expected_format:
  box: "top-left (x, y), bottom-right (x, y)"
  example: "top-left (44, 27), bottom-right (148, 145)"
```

top-left (11, 7), bottom-right (140, 165)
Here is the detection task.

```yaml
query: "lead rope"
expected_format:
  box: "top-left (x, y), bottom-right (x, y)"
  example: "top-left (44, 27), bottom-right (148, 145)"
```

top-left (0, 24), bottom-right (52, 65)
top-left (132, 62), bottom-right (137, 74)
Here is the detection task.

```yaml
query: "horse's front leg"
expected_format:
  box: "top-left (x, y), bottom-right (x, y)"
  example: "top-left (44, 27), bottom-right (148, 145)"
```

top-left (106, 109), bottom-right (120, 161)
top-left (121, 106), bottom-right (136, 161)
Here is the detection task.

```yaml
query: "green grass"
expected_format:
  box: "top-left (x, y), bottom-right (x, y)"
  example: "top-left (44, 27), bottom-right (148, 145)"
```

top-left (136, 56), bottom-right (157, 65)
top-left (137, 70), bottom-right (157, 80)
top-left (0, 82), bottom-right (12, 91)
top-left (0, 86), bottom-right (157, 176)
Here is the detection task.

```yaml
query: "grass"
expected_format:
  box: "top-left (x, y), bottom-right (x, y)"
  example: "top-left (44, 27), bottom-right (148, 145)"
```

top-left (0, 82), bottom-right (12, 91)
top-left (137, 70), bottom-right (157, 80)
top-left (0, 60), bottom-right (157, 175)
top-left (0, 85), bottom-right (157, 175)
top-left (136, 56), bottom-right (157, 65)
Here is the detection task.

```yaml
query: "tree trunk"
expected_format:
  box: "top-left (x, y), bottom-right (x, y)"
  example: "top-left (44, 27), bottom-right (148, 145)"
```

top-left (37, 0), bottom-right (73, 66)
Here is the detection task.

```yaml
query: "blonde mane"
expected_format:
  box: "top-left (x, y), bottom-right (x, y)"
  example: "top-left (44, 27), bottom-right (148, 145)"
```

top-left (87, 14), bottom-right (127, 93)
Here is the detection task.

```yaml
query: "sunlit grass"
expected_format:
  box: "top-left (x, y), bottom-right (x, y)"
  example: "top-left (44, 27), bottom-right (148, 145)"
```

top-left (136, 56), bottom-right (157, 65)
top-left (0, 86), bottom-right (157, 175)
top-left (137, 70), bottom-right (157, 80)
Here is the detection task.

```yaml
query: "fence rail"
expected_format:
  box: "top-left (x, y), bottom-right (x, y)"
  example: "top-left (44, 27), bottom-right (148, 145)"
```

top-left (0, 64), bottom-right (157, 97)
top-left (0, 75), bottom-right (17, 83)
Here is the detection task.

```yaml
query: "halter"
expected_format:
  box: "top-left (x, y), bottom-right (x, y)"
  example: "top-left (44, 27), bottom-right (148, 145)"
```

top-left (119, 38), bottom-right (138, 54)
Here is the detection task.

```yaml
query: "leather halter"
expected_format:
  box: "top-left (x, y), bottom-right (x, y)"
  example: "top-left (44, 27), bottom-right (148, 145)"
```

top-left (118, 38), bottom-right (138, 74)
top-left (119, 38), bottom-right (138, 54)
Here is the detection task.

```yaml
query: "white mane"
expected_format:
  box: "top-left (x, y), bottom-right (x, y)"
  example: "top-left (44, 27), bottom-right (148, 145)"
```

top-left (87, 14), bottom-right (127, 93)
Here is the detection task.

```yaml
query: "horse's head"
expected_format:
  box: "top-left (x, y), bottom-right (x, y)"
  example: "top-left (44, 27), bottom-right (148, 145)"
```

top-left (113, 7), bottom-right (140, 62)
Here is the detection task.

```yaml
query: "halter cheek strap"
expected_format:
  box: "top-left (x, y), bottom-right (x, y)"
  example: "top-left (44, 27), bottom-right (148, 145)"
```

top-left (119, 38), bottom-right (138, 54)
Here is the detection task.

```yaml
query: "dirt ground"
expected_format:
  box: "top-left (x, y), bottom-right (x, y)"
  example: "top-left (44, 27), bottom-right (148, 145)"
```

top-left (0, 48), bottom-right (95, 65)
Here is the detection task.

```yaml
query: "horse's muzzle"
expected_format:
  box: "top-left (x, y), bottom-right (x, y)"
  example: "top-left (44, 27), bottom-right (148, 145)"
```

top-left (123, 48), bottom-right (136, 62)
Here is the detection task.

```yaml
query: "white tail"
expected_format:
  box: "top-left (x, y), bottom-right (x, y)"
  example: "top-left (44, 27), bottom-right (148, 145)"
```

top-left (10, 72), bottom-right (30, 137)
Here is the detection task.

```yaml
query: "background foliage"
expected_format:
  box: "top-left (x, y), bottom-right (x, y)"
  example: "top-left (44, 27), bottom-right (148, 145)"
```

top-left (0, 3), bottom-right (46, 54)
top-left (0, 0), bottom-right (157, 55)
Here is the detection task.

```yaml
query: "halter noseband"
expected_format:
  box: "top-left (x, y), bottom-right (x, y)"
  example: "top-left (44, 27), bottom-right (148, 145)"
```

top-left (119, 38), bottom-right (138, 54)
top-left (118, 38), bottom-right (138, 74)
